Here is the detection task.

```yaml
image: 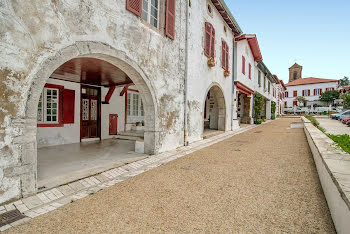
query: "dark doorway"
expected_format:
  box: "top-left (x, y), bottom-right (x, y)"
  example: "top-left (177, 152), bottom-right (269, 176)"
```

top-left (81, 85), bottom-right (101, 139)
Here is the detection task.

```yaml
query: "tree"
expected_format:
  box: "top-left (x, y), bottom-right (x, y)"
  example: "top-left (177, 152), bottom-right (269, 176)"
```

top-left (319, 90), bottom-right (340, 105)
top-left (339, 76), bottom-right (350, 86)
top-left (342, 93), bottom-right (350, 109)
top-left (253, 92), bottom-right (265, 121)
top-left (295, 96), bottom-right (306, 107)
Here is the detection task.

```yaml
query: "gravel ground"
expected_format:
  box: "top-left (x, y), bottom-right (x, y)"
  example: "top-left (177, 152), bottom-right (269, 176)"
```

top-left (316, 117), bottom-right (350, 135)
top-left (7, 118), bottom-right (335, 233)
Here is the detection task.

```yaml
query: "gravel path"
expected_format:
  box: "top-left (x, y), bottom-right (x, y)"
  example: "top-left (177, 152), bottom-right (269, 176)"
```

top-left (7, 118), bottom-right (335, 233)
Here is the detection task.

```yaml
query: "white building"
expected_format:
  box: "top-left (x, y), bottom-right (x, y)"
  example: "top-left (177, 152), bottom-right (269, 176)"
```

top-left (285, 78), bottom-right (339, 107)
top-left (0, 0), bottom-right (282, 205)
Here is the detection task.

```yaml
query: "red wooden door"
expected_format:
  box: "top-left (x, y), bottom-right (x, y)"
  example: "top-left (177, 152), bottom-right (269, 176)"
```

top-left (109, 114), bottom-right (118, 135)
top-left (81, 86), bottom-right (100, 139)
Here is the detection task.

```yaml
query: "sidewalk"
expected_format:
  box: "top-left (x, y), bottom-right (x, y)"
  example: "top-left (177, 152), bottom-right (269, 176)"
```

top-left (3, 119), bottom-right (334, 233)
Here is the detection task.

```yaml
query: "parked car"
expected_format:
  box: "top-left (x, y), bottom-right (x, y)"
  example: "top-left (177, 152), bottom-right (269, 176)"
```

top-left (331, 110), bottom-right (350, 120)
top-left (338, 111), bottom-right (350, 121)
top-left (341, 117), bottom-right (350, 124)
top-left (347, 120), bottom-right (350, 126)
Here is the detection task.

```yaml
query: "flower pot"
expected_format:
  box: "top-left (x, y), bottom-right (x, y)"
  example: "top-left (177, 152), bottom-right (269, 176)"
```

top-left (207, 60), bottom-right (215, 67)
top-left (224, 71), bottom-right (230, 77)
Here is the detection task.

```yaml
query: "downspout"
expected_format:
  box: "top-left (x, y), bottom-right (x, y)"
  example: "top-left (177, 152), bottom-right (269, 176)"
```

top-left (183, 0), bottom-right (189, 146)
top-left (231, 39), bottom-right (236, 130)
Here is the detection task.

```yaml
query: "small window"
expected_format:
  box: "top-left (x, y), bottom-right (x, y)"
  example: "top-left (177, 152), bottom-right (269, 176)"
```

top-left (224, 26), bottom-right (227, 33)
top-left (127, 91), bottom-right (144, 118)
top-left (142, 0), bottom-right (159, 28)
top-left (268, 82), bottom-right (270, 93)
top-left (248, 63), bottom-right (251, 79)
top-left (127, 94), bottom-right (131, 116)
top-left (221, 40), bottom-right (229, 70)
top-left (258, 71), bottom-right (261, 86)
top-left (207, 4), bottom-right (212, 14)
top-left (264, 76), bottom-right (266, 89)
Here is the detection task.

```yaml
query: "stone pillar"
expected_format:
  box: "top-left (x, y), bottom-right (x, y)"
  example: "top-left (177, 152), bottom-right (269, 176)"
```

top-left (231, 92), bottom-right (239, 130)
top-left (266, 100), bottom-right (272, 119)
top-left (1, 118), bottom-right (37, 205)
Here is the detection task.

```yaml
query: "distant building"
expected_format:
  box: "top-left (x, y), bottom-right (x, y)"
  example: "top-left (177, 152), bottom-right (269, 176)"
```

top-left (285, 77), bottom-right (339, 107)
top-left (288, 63), bottom-right (303, 83)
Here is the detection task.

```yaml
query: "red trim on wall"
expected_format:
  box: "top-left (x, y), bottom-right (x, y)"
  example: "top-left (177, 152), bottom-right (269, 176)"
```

top-left (104, 86), bottom-right (116, 103)
top-left (37, 83), bottom-right (64, 127)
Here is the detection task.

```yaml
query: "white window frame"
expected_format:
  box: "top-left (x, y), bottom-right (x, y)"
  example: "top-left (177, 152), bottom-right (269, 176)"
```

top-left (37, 88), bottom-right (59, 124)
top-left (303, 89), bottom-right (310, 96)
top-left (142, 0), bottom-right (159, 28)
top-left (315, 88), bottom-right (321, 96)
top-left (127, 91), bottom-right (145, 122)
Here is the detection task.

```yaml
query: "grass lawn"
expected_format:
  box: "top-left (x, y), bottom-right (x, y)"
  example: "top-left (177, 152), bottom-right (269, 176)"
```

top-left (327, 134), bottom-right (350, 154)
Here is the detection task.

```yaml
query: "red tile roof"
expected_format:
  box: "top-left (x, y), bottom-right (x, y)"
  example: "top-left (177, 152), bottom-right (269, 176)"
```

top-left (285, 77), bottom-right (339, 87)
top-left (235, 34), bottom-right (263, 61)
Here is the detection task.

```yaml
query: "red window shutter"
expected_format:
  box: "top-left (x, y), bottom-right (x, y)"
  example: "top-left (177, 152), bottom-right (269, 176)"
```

top-left (242, 56), bottom-right (245, 74)
top-left (221, 41), bottom-right (228, 70)
top-left (314, 89), bottom-right (316, 95)
top-left (308, 90), bottom-right (310, 96)
top-left (165, 0), bottom-right (176, 39)
top-left (285, 101), bottom-right (287, 107)
top-left (205, 22), bottom-right (214, 58)
top-left (332, 88), bottom-right (335, 91)
top-left (320, 89), bottom-right (322, 94)
top-left (126, 0), bottom-right (142, 17)
top-left (62, 89), bottom-right (75, 124)
top-left (249, 63), bottom-right (251, 79)
top-left (293, 101), bottom-right (297, 106)
top-left (302, 90), bottom-right (304, 96)
top-left (293, 90), bottom-right (297, 97)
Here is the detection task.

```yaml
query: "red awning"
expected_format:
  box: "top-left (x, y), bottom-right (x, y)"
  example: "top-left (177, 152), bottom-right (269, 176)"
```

top-left (234, 81), bottom-right (254, 96)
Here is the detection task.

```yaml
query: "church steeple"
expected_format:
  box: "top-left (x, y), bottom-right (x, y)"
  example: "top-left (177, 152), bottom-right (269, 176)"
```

top-left (288, 63), bottom-right (302, 83)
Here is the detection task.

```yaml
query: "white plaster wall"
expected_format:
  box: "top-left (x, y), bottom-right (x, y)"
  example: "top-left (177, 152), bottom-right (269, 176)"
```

top-left (236, 40), bottom-right (255, 91)
top-left (37, 78), bottom-right (80, 148)
top-left (101, 86), bottom-right (126, 140)
top-left (285, 82), bottom-right (338, 107)
top-left (186, 0), bottom-right (234, 143)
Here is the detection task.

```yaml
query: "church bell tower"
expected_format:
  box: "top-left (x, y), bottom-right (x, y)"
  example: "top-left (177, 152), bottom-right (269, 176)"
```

top-left (288, 63), bottom-right (302, 83)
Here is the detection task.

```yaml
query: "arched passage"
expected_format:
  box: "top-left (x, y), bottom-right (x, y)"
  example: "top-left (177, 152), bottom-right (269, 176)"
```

top-left (24, 41), bottom-right (158, 191)
top-left (202, 84), bottom-right (226, 137)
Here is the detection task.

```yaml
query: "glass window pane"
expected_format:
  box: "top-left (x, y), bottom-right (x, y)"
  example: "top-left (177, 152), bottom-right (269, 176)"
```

top-left (151, 0), bottom-right (158, 7)
top-left (150, 17), bottom-right (157, 27)
top-left (47, 109), bottom-right (51, 114)
top-left (47, 116), bottom-right (51, 121)
top-left (151, 6), bottom-right (157, 18)
top-left (52, 116), bottom-right (56, 121)
top-left (47, 90), bottom-right (51, 95)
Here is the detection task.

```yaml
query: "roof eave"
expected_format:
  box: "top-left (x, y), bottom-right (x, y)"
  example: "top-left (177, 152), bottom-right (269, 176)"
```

top-left (211, 0), bottom-right (243, 36)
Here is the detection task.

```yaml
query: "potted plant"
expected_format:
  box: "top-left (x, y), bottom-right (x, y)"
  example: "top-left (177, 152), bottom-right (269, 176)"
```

top-left (207, 57), bottom-right (215, 67)
top-left (224, 69), bottom-right (230, 77)
top-left (135, 121), bottom-right (141, 126)
top-left (261, 116), bottom-right (266, 122)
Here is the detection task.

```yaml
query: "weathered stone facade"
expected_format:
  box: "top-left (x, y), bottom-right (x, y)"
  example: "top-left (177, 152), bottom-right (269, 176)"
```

top-left (0, 0), bottom-right (187, 204)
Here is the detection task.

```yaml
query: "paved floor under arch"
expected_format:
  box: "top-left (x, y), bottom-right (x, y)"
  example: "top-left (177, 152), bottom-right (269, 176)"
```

top-left (7, 118), bottom-right (335, 233)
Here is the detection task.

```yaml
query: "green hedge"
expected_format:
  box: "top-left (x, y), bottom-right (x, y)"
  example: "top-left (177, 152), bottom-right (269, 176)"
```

top-left (255, 119), bottom-right (263, 125)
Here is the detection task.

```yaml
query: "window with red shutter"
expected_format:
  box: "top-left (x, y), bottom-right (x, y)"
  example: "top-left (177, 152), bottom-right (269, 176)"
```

top-left (221, 40), bottom-right (228, 70)
top-left (248, 63), bottom-right (251, 79)
top-left (63, 89), bottom-right (75, 124)
top-left (165, 0), bottom-right (175, 39)
top-left (293, 101), bottom-right (297, 106)
top-left (126, 0), bottom-right (142, 17)
top-left (302, 90), bottom-right (304, 96)
top-left (308, 90), bottom-right (310, 96)
top-left (293, 90), bottom-right (297, 97)
top-left (242, 56), bottom-right (245, 75)
top-left (314, 89), bottom-right (316, 95)
top-left (204, 22), bottom-right (215, 58)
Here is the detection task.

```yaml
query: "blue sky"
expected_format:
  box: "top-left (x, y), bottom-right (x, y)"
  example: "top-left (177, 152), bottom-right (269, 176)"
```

top-left (227, 0), bottom-right (350, 83)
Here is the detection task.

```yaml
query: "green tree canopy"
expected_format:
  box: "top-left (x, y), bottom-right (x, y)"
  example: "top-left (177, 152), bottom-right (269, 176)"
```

top-left (319, 90), bottom-right (340, 105)
top-left (342, 93), bottom-right (350, 109)
top-left (339, 76), bottom-right (350, 86)
top-left (294, 96), bottom-right (306, 106)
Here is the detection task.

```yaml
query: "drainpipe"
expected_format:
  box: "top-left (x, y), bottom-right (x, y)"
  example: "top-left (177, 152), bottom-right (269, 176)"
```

top-left (183, 0), bottom-right (189, 146)
top-left (231, 39), bottom-right (237, 130)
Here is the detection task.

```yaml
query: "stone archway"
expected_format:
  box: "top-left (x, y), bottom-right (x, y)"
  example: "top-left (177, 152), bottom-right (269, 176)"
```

top-left (202, 84), bottom-right (227, 134)
top-left (21, 41), bottom-right (158, 197)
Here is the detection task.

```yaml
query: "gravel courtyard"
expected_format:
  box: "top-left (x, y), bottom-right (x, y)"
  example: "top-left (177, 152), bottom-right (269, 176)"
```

top-left (7, 118), bottom-right (335, 233)
top-left (316, 117), bottom-right (350, 135)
